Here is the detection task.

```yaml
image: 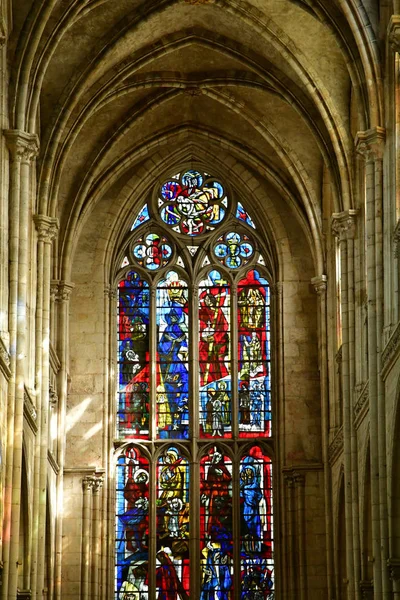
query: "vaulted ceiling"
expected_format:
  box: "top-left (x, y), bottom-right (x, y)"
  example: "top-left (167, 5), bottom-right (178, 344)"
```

top-left (8, 0), bottom-right (383, 280)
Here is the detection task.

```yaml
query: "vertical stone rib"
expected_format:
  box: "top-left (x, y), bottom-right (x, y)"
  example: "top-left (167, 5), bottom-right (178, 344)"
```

top-left (2, 130), bottom-right (39, 600)
top-left (332, 211), bottom-right (355, 599)
top-left (312, 274), bottom-right (334, 599)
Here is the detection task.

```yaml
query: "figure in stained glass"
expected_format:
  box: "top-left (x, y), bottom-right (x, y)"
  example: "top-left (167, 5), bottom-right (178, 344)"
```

top-left (156, 548), bottom-right (189, 600)
top-left (237, 270), bottom-right (271, 438)
top-left (133, 233), bottom-right (172, 270)
top-left (118, 273), bottom-right (150, 438)
top-left (159, 171), bottom-right (226, 236)
top-left (116, 449), bottom-right (150, 599)
top-left (157, 272), bottom-right (189, 439)
top-left (240, 449), bottom-right (273, 598)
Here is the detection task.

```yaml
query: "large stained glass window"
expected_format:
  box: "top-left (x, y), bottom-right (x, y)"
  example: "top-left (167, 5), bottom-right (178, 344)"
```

top-left (116, 170), bottom-right (274, 599)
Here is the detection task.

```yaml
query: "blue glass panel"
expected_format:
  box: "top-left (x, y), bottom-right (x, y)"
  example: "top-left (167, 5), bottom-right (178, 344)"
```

top-left (131, 204), bottom-right (150, 230)
top-left (240, 449), bottom-right (274, 598)
top-left (156, 272), bottom-right (189, 439)
top-left (236, 201), bottom-right (256, 229)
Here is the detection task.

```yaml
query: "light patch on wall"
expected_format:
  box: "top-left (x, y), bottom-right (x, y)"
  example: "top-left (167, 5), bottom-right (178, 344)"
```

top-left (66, 396), bottom-right (93, 432)
top-left (83, 421), bottom-right (102, 440)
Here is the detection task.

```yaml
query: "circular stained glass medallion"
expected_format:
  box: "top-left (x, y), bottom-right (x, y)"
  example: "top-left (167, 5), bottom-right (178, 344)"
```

top-left (132, 233), bottom-right (173, 270)
top-left (159, 170), bottom-right (227, 237)
top-left (214, 232), bottom-right (254, 269)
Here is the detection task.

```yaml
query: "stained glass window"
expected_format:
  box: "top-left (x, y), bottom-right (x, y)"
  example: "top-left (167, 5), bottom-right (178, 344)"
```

top-left (115, 171), bottom-right (274, 599)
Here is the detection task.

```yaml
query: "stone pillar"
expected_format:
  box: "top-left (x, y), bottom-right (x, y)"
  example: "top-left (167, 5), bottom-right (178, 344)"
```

top-left (2, 130), bottom-right (39, 600)
top-left (91, 477), bottom-right (104, 600)
top-left (332, 210), bottom-right (360, 600)
top-left (356, 128), bottom-right (389, 599)
top-left (53, 282), bottom-right (74, 600)
top-left (82, 477), bottom-right (95, 600)
top-left (311, 275), bottom-right (334, 599)
top-left (30, 216), bottom-right (59, 600)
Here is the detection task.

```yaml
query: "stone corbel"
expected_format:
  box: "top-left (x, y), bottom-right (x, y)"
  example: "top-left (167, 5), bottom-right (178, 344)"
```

top-left (355, 128), bottom-right (386, 162)
top-left (51, 280), bottom-right (75, 303)
top-left (3, 130), bottom-right (39, 163)
top-left (311, 274), bottom-right (327, 296)
top-left (33, 214), bottom-right (59, 244)
top-left (388, 15), bottom-right (400, 53)
top-left (331, 209), bottom-right (359, 241)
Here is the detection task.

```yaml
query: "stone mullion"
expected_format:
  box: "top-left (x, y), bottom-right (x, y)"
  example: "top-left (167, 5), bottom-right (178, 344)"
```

top-left (332, 214), bottom-right (355, 600)
top-left (2, 130), bottom-right (39, 600)
top-left (311, 275), bottom-right (334, 599)
top-left (231, 282), bottom-right (238, 440)
top-left (54, 282), bottom-right (74, 600)
top-left (189, 282), bottom-right (200, 599)
top-left (36, 222), bottom-right (59, 600)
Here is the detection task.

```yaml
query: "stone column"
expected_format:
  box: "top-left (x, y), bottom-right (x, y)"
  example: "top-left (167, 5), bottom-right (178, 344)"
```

top-left (82, 477), bottom-right (95, 600)
top-left (91, 477), bottom-right (104, 600)
top-left (2, 130), bottom-right (39, 600)
top-left (332, 210), bottom-right (359, 600)
top-left (53, 282), bottom-right (74, 600)
top-left (356, 128), bottom-right (389, 599)
top-left (311, 275), bottom-right (334, 599)
top-left (30, 216), bottom-right (59, 600)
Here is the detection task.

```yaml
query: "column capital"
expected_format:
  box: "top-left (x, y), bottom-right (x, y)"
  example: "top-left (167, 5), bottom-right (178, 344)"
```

top-left (387, 558), bottom-right (400, 581)
top-left (3, 129), bottom-right (39, 163)
top-left (388, 15), bottom-right (400, 53)
top-left (311, 275), bottom-right (327, 295)
top-left (293, 472), bottom-right (306, 486)
top-left (355, 127), bottom-right (386, 161)
top-left (33, 214), bottom-right (59, 243)
top-left (92, 476), bottom-right (104, 494)
top-left (51, 280), bottom-right (75, 303)
top-left (331, 209), bottom-right (359, 240)
top-left (82, 476), bottom-right (96, 492)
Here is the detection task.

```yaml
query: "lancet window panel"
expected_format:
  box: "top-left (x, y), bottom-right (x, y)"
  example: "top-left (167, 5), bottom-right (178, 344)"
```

top-left (115, 169), bottom-right (274, 599)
